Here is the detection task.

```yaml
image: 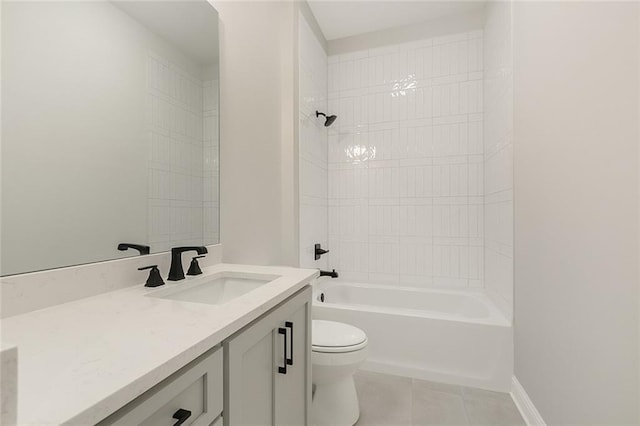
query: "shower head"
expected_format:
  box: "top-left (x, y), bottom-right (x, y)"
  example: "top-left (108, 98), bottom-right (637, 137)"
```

top-left (316, 111), bottom-right (337, 127)
top-left (324, 114), bottom-right (337, 127)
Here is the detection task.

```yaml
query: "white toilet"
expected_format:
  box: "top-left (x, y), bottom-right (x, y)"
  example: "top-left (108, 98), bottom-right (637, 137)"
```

top-left (311, 320), bottom-right (368, 426)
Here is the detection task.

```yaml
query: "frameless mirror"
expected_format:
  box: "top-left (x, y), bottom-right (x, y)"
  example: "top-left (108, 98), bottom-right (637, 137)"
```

top-left (1, 1), bottom-right (219, 276)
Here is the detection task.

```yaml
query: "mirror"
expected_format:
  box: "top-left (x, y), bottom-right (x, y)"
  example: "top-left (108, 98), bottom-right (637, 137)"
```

top-left (1, 1), bottom-right (219, 276)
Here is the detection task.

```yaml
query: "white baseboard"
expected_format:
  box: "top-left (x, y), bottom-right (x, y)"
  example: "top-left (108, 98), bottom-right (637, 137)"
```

top-left (510, 376), bottom-right (546, 426)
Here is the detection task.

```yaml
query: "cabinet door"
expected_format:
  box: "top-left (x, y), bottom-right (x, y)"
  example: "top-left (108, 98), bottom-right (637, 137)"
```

top-left (224, 315), bottom-right (278, 426)
top-left (224, 286), bottom-right (311, 426)
top-left (274, 301), bottom-right (311, 426)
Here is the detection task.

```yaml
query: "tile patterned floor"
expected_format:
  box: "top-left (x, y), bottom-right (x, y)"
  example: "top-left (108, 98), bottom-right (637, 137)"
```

top-left (354, 371), bottom-right (526, 426)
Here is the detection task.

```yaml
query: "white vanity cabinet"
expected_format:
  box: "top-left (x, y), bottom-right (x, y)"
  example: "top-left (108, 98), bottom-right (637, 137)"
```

top-left (224, 286), bottom-right (312, 426)
top-left (98, 285), bottom-right (312, 426)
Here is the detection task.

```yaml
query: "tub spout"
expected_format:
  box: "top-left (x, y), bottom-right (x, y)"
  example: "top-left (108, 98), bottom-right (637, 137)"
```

top-left (319, 269), bottom-right (338, 279)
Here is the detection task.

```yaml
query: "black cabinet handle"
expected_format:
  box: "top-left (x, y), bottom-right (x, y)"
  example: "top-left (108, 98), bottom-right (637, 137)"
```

top-left (285, 321), bottom-right (294, 366)
top-left (172, 408), bottom-right (192, 426)
top-left (278, 327), bottom-right (287, 374)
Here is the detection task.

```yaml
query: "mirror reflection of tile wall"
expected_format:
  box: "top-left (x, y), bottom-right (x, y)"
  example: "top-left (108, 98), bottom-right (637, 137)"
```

top-left (146, 54), bottom-right (217, 252)
top-left (1, 1), bottom-right (218, 275)
top-left (203, 75), bottom-right (220, 246)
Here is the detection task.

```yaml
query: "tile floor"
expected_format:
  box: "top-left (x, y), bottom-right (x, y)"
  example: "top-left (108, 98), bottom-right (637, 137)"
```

top-left (354, 371), bottom-right (526, 426)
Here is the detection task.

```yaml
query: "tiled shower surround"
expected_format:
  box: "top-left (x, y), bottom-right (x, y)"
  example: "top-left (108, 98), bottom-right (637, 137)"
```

top-left (327, 31), bottom-right (486, 288)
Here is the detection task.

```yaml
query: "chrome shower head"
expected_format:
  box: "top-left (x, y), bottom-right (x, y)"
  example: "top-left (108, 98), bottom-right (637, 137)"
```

top-left (316, 111), bottom-right (337, 127)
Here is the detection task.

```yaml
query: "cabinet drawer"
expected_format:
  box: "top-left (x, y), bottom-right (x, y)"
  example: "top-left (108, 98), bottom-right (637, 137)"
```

top-left (100, 346), bottom-right (223, 426)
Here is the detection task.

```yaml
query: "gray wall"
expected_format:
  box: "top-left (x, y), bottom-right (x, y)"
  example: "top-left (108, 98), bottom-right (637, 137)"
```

top-left (513, 2), bottom-right (639, 424)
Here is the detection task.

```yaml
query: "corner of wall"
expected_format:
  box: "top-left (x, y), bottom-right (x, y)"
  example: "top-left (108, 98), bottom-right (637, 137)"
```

top-left (298, 1), bottom-right (328, 54)
top-left (482, 0), bottom-right (514, 322)
top-left (297, 4), bottom-right (328, 270)
top-left (637, 2), bottom-right (640, 422)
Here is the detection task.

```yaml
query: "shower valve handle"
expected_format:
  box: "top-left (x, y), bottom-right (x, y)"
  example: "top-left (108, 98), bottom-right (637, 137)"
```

top-left (314, 244), bottom-right (329, 260)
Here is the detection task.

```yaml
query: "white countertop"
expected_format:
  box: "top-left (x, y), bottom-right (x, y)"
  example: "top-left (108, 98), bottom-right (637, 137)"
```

top-left (0, 263), bottom-right (318, 425)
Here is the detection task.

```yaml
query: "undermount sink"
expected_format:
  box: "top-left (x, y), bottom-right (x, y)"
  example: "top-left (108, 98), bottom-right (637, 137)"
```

top-left (147, 272), bottom-right (280, 305)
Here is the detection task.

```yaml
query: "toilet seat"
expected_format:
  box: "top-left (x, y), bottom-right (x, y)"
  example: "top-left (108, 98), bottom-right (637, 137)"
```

top-left (312, 320), bottom-right (368, 353)
top-left (312, 339), bottom-right (368, 353)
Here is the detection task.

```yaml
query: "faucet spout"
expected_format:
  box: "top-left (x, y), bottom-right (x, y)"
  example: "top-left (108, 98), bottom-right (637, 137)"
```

top-left (117, 243), bottom-right (150, 255)
top-left (168, 246), bottom-right (208, 281)
top-left (319, 269), bottom-right (339, 279)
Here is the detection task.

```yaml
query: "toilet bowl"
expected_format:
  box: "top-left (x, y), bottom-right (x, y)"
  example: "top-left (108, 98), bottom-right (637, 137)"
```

top-left (311, 320), bottom-right (368, 426)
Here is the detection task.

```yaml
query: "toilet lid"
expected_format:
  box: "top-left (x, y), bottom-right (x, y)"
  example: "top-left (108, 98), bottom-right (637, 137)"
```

top-left (312, 320), bottom-right (367, 350)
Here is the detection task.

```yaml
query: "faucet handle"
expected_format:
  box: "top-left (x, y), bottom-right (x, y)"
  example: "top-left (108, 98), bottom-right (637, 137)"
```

top-left (186, 256), bottom-right (206, 276)
top-left (314, 243), bottom-right (330, 260)
top-left (138, 265), bottom-right (165, 287)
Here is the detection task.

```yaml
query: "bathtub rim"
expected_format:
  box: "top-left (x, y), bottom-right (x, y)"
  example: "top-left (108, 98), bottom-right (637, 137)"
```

top-left (312, 279), bottom-right (511, 328)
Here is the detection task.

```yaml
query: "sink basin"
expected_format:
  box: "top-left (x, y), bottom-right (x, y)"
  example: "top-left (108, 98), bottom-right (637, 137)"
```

top-left (148, 272), bottom-right (280, 305)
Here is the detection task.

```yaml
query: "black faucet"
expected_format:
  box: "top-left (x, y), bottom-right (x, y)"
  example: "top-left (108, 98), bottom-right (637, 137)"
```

top-left (319, 269), bottom-right (338, 279)
top-left (117, 243), bottom-right (150, 255)
top-left (168, 246), bottom-right (208, 281)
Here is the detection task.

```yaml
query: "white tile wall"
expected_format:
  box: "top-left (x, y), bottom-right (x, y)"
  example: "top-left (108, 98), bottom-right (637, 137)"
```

top-left (483, 1), bottom-right (514, 320)
top-left (299, 13), bottom-right (329, 269)
top-left (146, 53), bottom-right (219, 251)
top-left (327, 31), bottom-right (485, 288)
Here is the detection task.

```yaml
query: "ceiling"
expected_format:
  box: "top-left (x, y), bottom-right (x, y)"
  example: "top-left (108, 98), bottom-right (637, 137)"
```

top-left (307, 1), bottom-right (486, 41)
top-left (112, 1), bottom-right (218, 64)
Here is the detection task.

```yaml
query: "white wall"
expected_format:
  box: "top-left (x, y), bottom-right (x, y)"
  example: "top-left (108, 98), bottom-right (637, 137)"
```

top-left (298, 12), bottom-right (329, 269)
top-left (213, 0), bottom-right (297, 266)
top-left (513, 2), bottom-right (639, 423)
top-left (483, 1), bottom-right (513, 320)
top-left (326, 30), bottom-right (485, 287)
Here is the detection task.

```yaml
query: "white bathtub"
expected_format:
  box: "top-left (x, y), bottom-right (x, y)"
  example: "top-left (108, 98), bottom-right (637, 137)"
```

top-left (312, 280), bottom-right (513, 392)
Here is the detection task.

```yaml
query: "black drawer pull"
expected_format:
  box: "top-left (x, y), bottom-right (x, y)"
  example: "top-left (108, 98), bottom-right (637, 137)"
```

top-left (285, 321), bottom-right (294, 366)
top-left (172, 408), bottom-right (192, 426)
top-left (278, 327), bottom-right (287, 374)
